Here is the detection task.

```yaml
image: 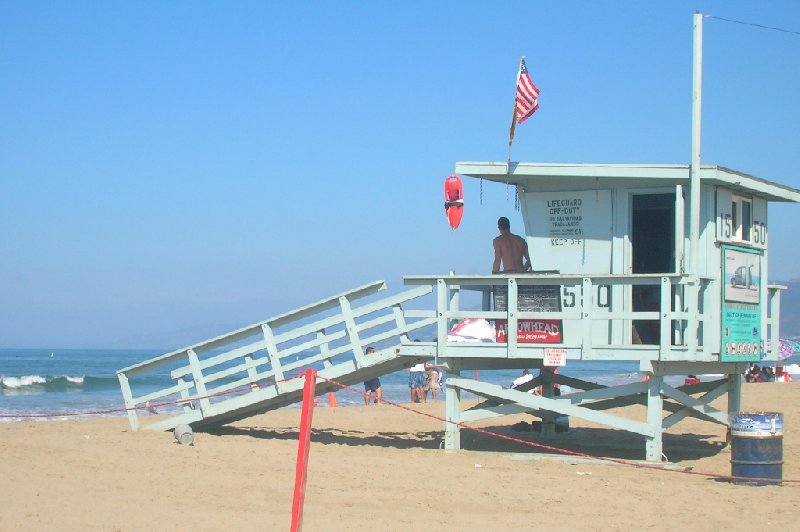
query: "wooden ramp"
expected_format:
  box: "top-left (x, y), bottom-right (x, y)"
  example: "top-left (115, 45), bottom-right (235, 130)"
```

top-left (117, 281), bottom-right (435, 432)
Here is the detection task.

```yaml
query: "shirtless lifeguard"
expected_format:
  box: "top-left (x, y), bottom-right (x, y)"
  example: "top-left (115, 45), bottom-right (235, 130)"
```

top-left (492, 216), bottom-right (532, 273)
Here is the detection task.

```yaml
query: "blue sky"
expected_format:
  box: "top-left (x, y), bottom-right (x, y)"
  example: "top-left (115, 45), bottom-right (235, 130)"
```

top-left (2, 1), bottom-right (800, 349)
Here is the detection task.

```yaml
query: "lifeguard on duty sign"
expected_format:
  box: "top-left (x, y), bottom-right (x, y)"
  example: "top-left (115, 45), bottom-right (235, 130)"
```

top-left (543, 348), bottom-right (567, 367)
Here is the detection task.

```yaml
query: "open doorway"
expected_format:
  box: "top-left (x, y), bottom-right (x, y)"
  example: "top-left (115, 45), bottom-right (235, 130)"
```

top-left (631, 193), bottom-right (675, 344)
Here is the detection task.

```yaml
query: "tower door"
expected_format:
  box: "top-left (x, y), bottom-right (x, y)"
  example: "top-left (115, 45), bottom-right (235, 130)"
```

top-left (631, 193), bottom-right (675, 274)
top-left (630, 193), bottom-right (676, 344)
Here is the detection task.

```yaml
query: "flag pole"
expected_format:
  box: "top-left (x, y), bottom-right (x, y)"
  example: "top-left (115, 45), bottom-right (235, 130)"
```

top-left (507, 101), bottom-right (517, 167)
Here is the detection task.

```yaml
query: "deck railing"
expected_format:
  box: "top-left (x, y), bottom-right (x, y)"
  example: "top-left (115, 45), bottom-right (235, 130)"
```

top-left (404, 273), bottom-right (727, 362)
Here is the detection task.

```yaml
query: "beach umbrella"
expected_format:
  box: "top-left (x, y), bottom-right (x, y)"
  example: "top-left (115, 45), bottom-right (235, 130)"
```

top-left (774, 340), bottom-right (800, 379)
top-left (778, 339), bottom-right (800, 361)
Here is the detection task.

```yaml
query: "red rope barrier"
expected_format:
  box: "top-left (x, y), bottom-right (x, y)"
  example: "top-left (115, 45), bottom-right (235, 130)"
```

top-left (317, 376), bottom-right (799, 485)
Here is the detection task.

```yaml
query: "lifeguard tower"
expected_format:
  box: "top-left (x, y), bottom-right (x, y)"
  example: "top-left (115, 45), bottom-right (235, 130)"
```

top-left (117, 13), bottom-right (800, 462)
top-left (403, 161), bottom-right (800, 461)
top-left (116, 159), bottom-right (800, 463)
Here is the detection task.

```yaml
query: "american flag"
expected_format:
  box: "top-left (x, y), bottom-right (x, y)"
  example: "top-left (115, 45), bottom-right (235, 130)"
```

top-left (515, 57), bottom-right (539, 124)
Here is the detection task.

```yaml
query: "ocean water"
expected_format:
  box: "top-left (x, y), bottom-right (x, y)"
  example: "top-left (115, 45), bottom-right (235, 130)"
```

top-left (0, 349), bottom-right (162, 422)
top-left (0, 348), bottom-right (662, 422)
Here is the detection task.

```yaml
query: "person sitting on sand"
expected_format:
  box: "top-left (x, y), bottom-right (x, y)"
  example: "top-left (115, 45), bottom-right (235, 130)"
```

top-left (511, 369), bottom-right (534, 390)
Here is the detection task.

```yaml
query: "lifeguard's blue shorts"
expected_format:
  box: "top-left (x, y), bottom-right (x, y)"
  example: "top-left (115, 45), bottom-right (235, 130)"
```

top-left (409, 371), bottom-right (425, 388)
top-left (364, 378), bottom-right (381, 392)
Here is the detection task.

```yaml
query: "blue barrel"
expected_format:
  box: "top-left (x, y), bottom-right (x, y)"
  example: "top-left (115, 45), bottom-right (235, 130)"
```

top-left (730, 412), bottom-right (783, 486)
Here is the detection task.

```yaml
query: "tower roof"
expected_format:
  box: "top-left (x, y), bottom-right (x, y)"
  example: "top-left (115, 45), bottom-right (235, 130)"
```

top-left (455, 162), bottom-right (800, 203)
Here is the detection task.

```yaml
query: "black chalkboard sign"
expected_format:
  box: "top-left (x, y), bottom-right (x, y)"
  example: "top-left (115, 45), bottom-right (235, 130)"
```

top-left (492, 283), bottom-right (563, 343)
top-left (493, 285), bottom-right (562, 312)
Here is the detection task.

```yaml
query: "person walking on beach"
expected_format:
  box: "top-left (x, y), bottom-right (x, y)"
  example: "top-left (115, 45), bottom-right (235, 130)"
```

top-left (492, 216), bottom-right (532, 273)
top-left (362, 347), bottom-right (382, 405)
top-left (424, 362), bottom-right (441, 400)
top-left (409, 362), bottom-right (426, 403)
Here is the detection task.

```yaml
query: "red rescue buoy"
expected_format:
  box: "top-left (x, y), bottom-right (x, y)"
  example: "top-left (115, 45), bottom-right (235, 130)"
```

top-left (444, 174), bottom-right (464, 229)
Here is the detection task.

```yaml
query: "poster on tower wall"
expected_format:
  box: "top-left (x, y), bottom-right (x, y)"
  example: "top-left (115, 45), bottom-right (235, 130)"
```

top-left (721, 246), bottom-right (762, 362)
top-left (523, 189), bottom-right (613, 274)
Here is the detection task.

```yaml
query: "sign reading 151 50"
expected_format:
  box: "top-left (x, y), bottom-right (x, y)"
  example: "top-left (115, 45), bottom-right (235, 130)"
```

top-left (720, 213), bottom-right (767, 244)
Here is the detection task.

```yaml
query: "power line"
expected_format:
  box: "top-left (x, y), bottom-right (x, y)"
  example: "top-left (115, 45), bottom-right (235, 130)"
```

top-left (705, 14), bottom-right (800, 36)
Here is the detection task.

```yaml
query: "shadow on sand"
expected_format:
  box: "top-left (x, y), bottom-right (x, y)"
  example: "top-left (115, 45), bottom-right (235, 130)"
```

top-left (206, 422), bottom-right (727, 462)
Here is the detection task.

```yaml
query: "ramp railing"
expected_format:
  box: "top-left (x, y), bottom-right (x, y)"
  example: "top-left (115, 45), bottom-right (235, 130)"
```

top-left (117, 280), bottom-right (434, 431)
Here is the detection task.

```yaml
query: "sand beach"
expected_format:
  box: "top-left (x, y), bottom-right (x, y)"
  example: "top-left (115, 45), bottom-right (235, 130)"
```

top-left (1, 381), bottom-right (798, 531)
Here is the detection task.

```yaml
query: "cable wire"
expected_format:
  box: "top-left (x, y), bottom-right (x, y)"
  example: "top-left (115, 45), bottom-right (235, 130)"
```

top-left (705, 14), bottom-right (800, 37)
